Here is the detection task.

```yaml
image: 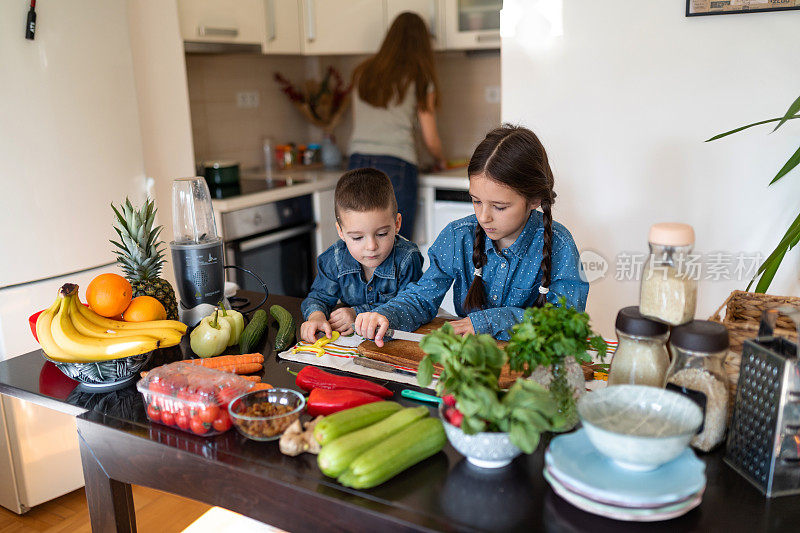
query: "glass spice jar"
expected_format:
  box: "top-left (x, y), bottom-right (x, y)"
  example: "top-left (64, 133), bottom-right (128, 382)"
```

top-left (608, 306), bottom-right (671, 388)
top-left (640, 222), bottom-right (697, 326)
top-left (665, 320), bottom-right (730, 452)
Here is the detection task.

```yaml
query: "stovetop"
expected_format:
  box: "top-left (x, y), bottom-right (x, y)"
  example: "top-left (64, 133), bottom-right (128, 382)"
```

top-left (208, 178), bottom-right (297, 199)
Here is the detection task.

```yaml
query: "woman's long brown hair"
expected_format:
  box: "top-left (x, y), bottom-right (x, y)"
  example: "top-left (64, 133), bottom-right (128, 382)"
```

top-left (463, 125), bottom-right (557, 311)
top-left (354, 12), bottom-right (439, 111)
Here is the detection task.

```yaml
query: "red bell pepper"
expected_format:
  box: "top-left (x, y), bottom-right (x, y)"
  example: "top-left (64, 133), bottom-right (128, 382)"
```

top-left (305, 388), bottom-right (383, 416)
top-left (295, 366), bottom-right (393, 398)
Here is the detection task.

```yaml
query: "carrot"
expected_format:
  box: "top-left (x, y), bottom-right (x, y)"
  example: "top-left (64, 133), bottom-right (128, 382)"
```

top-left (251, 383), bottom-right (273, 391)
top-left (213, 363), bottom-right (263, 375)
top-left (187, 354), bottom-right (264, 367)
top-left (240, 375), bottom-right (262, 382)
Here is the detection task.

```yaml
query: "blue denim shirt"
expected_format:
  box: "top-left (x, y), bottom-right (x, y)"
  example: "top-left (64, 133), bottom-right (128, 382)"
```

top-left (373, 211), bottom-right (589, 340)
top-left (301, 236), bottom-right (424, 320)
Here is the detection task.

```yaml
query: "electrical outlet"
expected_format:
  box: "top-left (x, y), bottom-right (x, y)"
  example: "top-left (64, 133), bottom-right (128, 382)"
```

top-left (236, 91), bottom-right (259, 108)
top-left (485, 85), bottom-right (501, 104)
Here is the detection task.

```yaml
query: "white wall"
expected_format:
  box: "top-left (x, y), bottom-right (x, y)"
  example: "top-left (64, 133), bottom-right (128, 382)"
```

top-left (128, 0), bottom-right (197, 286)
top-left (502, 0), bottom-right (800, 337)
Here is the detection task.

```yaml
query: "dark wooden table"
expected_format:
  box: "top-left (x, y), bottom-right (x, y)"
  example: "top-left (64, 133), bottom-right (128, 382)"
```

top-left (2, 293), bottom-right (799, 532)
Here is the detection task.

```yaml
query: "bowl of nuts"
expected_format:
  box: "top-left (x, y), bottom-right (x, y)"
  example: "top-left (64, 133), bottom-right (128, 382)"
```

top-left (228, 388), bottom-right (305, 441)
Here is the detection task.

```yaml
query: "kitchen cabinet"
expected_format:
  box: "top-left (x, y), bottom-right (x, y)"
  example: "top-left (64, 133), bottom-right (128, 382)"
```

top-left (312, 188), bottom-right (339, 257)
top-left (443, 0), bottom-right (501, 50)
top-left (177, 0), bottom-right (267, 48)
top-left (386, 0), bottom-right (445, 51)
top-left (263, 0), bottom-right (303, 54)
top-left (299, 0), bottom-right (386, 55)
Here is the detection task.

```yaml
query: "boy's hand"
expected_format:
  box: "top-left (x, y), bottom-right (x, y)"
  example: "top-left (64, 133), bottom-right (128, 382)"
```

top-left (355, 312), bottom-right (391, 348)
top-left (448, 317), bottom-right (475, 336)
top-left (329, 307), bottom-right (356, 335)
top-left (300, 311), bottom-right (333, 343)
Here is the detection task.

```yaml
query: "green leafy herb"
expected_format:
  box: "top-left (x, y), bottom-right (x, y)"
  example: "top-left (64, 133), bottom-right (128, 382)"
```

top-left (505, 296), bottom-right (607, 376)
top-left (417, 323), bottom-right (562, 453)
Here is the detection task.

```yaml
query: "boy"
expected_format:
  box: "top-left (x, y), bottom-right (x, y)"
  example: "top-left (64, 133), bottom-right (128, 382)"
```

top-left (299, 168), bottom-right (423, 342)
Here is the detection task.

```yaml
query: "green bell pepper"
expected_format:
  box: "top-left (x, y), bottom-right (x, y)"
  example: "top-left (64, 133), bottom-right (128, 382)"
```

top-left (190, 309), bottom-right (231, 358)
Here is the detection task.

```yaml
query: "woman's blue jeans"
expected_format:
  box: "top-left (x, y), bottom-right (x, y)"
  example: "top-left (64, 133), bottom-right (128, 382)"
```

top-left (347, 153), bottom-right (418, 240)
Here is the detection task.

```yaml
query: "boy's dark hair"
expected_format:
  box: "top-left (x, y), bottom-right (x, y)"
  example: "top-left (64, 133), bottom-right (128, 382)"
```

top-left (334, 168), bottom-right (398, 222)
top-left (463, 124), bottom-right (557, 312)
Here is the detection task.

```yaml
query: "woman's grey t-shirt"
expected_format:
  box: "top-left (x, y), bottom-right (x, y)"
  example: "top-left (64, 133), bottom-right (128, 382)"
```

top-left (348, 82), bottom-right (419, 166)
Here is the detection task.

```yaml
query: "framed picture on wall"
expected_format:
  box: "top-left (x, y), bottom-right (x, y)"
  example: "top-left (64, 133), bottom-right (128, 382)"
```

top-left (687, 0), bottom-right (800, 16)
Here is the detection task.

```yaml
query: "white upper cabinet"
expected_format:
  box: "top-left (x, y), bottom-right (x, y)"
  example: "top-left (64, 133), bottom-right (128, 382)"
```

top-left (263, 0), bottom-right (302, 54)
top-left (299, 0), bottom-right (386, 55)
top-left (177, 0), bottom-right (267, 47)
top-left (385, 0), bottom-right (445, 51)
top-left (443, 0), bottom-right (501, 50)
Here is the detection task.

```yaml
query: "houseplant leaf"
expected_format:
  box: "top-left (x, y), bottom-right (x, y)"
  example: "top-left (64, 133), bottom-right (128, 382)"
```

top-left (769, 145), bottom-right (800, 185)
top-left (772, 94), bottom-right (800, 132)
top-left (704, 116), bottom-right (798, 142)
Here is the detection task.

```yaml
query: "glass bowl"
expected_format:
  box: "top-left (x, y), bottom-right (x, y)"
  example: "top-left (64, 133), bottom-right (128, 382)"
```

top-left (228, 388), bottom-right (305, 441)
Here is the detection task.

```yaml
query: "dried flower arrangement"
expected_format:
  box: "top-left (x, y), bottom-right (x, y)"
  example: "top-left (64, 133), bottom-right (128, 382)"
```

top-left (274, 66), bottom-right (352, 133)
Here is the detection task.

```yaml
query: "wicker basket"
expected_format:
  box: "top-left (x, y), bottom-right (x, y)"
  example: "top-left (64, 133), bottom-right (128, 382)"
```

top-left (709, 290), bottom-right (800, 408)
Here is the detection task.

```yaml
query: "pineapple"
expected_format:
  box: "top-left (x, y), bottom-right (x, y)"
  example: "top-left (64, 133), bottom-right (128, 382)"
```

top-left (111, 197), bottom-right (179, 320)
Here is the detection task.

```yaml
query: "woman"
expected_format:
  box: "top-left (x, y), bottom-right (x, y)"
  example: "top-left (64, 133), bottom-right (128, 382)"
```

top-left (348, 11), bottom-right (446, 240)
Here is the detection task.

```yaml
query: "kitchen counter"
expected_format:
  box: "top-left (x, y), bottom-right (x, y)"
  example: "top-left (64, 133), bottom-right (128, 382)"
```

top-left (210, 167), bottom-right (470, 214)
top-left (1, 293), bottom-right (799, 532)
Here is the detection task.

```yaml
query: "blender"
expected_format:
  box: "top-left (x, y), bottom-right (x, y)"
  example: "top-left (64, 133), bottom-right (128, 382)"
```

top-left (169, 177), bottom-right (227, 325)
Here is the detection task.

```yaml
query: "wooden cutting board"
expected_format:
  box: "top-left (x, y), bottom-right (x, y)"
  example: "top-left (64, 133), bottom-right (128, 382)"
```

top-left (357, 318), bottom-right (523, 388)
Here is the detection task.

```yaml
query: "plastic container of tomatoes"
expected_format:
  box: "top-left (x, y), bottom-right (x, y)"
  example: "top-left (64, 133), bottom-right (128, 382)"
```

top-left (137, 361), bottom-right (255, 436)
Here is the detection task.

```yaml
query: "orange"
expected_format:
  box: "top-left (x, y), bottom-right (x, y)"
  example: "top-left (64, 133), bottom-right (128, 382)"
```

top-left (123, 296), bottom-right (166, 322)
top-left (86, 273), bottom-right (132, 317)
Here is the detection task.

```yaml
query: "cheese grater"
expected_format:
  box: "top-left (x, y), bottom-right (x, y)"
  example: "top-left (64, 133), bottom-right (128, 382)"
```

top-left (724, 306), bottom-right (800, 497)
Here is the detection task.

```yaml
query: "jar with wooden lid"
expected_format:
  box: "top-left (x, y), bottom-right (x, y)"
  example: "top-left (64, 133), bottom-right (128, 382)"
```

top-left (665, 320), bottom-right (730, 452)
top-left (608, 306), bottom-right (670, 388)
top-left (640, 222), bottom-right (697, 326)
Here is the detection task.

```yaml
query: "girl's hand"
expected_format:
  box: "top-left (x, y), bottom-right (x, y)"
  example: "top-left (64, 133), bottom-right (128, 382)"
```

top-left (329, 307), bottom-right (356, 335)
top-left (355, 312), bottom-right (391, 348)
top-left (448, 317), bottom-right (475, 336)
top-left (300, 312), bottom-right (333, 343)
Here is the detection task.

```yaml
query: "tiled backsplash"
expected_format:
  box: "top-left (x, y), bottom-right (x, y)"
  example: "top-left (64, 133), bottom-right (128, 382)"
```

top-left (186, 51), bottom-right (500, 170)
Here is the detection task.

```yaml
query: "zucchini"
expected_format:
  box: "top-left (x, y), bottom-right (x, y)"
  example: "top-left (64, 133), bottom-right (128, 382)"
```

top-left (337, 418), bottom-right (446, 489)
top-left (239, 309), bottom-right (268, 354)
top-left (270, 304), bottom-right (295, 351)
top-left (314, 401), bottom-right (402, 446)
top-left (318, 407), bottom-right (429, 478)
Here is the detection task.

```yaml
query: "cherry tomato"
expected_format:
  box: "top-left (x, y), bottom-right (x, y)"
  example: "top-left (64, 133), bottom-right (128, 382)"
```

top-left (146, 404), bottom-right (161, 422)
top-left (175, 412), bottom-right (190, 431)
top-left (190, 417), bottom-right (209, 435)
top-left (212, 410), bottom-right (232, 432)
top-left (161, 411), bottom-right (175, 427)
top-left (199, 405), bottom-right (219, 424)
top-left (217, 386), bottom-right (241, 406)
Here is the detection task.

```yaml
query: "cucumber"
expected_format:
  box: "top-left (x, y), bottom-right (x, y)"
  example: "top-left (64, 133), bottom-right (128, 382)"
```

top-left (337, 418), bottom-right (446, 489)
top-left (318, 407), bottom-right (429, 478)
top-left (239, 309), bottom-right (268, 354)
top-left (314, 401), bottom-right (402, 446)
top-left (270, 304), bottom-right (295, 351)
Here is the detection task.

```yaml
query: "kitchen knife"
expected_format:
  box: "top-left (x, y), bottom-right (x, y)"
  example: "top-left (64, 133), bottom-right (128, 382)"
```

top-left (353, 357), bottom-right (417, 376)
top-left (383, 328), bottom-right (426, 343)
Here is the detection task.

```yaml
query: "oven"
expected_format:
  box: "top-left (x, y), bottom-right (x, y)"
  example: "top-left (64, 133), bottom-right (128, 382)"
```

top-left (221, 195), bottom-right (316, 298)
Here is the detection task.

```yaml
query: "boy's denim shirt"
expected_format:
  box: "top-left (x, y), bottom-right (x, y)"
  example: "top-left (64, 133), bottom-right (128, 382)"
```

top-left (373, 211), bottom-right (589, 340)
top-left (301, 236), bottom-right (424, 320)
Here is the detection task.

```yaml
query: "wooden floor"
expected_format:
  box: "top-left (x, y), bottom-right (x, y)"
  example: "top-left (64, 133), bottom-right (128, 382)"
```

top-left (0, 485), bottom-right (211, 533)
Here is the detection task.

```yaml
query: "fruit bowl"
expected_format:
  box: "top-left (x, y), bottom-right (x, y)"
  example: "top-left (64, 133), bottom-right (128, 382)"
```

top-left (42, 351), bottom-right (153, 392)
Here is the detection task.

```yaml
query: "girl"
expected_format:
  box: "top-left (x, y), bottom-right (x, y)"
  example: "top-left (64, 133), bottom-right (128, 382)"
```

top-left (348, 12), bottom-right (446, 240)
top-left (355, 125), bottom-right (589, 345)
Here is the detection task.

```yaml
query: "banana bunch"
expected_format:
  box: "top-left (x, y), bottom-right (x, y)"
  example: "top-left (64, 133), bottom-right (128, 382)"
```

top-left (37, 283), bottom-right (187, 363)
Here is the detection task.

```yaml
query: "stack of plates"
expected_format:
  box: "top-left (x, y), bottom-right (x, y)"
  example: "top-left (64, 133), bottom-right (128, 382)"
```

top-left (544, 429), bottom-right (706, 522)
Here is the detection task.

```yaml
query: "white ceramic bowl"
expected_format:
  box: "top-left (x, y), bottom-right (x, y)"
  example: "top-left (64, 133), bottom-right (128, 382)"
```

top-left (439, 405), bottom-right (522, 469)
top-left (577, 385), bottom-right (702, 471)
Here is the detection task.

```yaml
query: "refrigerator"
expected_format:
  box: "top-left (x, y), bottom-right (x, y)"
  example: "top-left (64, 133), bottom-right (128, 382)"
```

top-left (0, 0), bottom-right (193, 513)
